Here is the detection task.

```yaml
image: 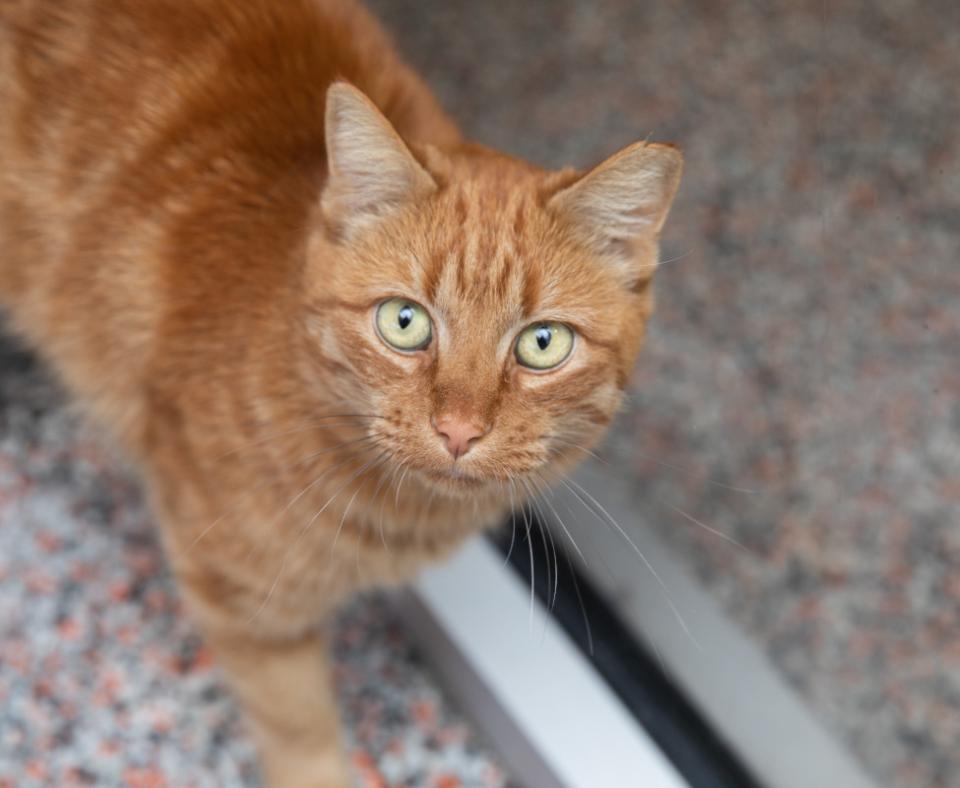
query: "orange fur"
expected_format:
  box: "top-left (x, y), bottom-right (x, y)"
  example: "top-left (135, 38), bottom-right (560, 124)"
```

top-left (0, 1), bottom-right (682, 784)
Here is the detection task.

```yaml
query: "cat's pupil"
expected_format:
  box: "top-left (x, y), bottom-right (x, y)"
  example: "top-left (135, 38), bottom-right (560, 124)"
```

top-left (398, 305), bottom-right (413, 330)
top-left (535, 326), bottom-right (552, 351)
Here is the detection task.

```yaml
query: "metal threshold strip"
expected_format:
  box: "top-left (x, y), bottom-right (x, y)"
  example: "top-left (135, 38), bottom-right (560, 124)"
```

top-left (395, 537), bottom-right (688, 788)
top-left (492, 516), bottom-right (760, 788)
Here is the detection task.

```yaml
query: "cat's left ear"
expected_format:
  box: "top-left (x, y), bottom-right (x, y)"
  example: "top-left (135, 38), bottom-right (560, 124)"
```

top-left (548, 141), bottom-right (683, 279)
top-left (322, 82), bottom-right (436, 239)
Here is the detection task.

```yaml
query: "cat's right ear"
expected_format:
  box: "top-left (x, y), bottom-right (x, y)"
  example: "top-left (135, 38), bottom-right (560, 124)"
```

top-left (321, 82), bottom-right (436, 240)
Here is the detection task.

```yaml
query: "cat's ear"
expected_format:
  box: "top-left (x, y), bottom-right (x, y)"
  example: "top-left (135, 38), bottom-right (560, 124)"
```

top-left (322, 82), bottom-right (436, 239)
top-left (548, 141), bottom-right (683, 276)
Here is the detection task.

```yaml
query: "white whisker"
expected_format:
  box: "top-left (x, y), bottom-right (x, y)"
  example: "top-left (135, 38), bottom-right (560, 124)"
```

top-left (191, 436), bottom-right (380, 548)
top-left (530, 471), bottom-right (587, 564)
top-left (503, 480), bottom-right (519, 566)
top-left (246, 449), bottom-right (388, 623)
top-left (522, 476), bottom-right (559, 610)
top-left (553, 472), bottom-right (701, 652)
top-left (330, 453), bottom-right (392, 559)
top-left (562, 547), bottom-right (594, 656)
top-left (377, 463), bottom-right (403, 550)
top-left (214, 414), bottom-right (383, 461)
top-left (548, 436), bottom-right (608, 465)
top-left (394, 466), bottom-right (410, 511)
top-left (662, 500), bottom-right (751, 552)
top-left (633, 450), bottom-right (758, 495)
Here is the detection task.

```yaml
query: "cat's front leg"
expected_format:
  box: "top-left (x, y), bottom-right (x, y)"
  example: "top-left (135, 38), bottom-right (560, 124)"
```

top-left (178, 572), bottom-right (352, 788)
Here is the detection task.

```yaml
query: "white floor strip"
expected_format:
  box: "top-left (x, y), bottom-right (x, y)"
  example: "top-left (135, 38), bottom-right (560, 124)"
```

top-left (396, 537), bottom-right (688, 788)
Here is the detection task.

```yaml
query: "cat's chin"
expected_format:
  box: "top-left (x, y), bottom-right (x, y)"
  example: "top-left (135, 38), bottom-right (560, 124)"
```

top-left (418, 465), bottom-right (496, 497)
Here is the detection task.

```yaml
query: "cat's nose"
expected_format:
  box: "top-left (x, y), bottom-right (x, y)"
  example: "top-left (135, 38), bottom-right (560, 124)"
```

top-left (432, 414), bottom-right (489, 459)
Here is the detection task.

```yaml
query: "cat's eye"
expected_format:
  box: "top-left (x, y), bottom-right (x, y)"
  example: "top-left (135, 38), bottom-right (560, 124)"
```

top-left (515, 322), bottom-right (574, 370)
top-left (376, 298), bottom-right (433, 351)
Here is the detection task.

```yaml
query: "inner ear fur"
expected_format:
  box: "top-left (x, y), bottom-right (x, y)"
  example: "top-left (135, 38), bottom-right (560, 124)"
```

top-left (548, 141), bottom-right (683, 277)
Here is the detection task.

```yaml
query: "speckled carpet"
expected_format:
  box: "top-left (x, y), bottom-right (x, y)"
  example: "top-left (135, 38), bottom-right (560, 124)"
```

top-left (365, 0), bottom-right (959, 786)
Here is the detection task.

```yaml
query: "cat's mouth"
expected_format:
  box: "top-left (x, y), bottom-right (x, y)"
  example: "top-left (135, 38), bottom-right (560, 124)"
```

top-left (421, 465), bottom-right (488, 490)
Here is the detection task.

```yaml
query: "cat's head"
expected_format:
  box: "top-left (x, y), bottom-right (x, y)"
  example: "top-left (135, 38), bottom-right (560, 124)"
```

top-left (303, 83), bottom-right (681, 498)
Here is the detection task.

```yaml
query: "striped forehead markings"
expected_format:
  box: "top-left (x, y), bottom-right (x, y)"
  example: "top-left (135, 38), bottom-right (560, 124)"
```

top-left (418, 188), bottom-right (541, 319)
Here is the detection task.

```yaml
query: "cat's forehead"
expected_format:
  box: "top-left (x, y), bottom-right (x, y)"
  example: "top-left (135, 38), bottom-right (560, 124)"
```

top-left (419, 182), bottom-right (553, 319)
top-left (406, 182), bottom-right (615, 347)
top-left (350, 151), bottom-right (626, 342)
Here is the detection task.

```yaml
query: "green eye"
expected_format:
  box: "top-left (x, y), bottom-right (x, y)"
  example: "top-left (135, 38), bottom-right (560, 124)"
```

top-left (515, 322), bottom-right (574, 370)
top-left (376, 298), bottom-right (432, 351)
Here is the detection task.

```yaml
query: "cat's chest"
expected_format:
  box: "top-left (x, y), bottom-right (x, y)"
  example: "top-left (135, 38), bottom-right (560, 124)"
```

top-left (213, 485), bottom-right (494, 627)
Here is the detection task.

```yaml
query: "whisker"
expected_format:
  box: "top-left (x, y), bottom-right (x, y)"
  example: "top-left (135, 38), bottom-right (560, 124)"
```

top-left (633, 248), bottom-right (693, 274)
top-left (658, 248), bottom-right (693, 267)
top-left (239, 438), bottom-right (385, 567)
top-left (547, 436), bottom-right (609, 465)
top-left (519, 478), bottom-right (551, 608)
top-left (355, 458), bottom-right (405, 575)
top-left (537, 473), bottom-right (620, 581)
top-left (562, 546), bottom-right (594, 656)
top-left (394, 466), bottom-right (410, 511)
top-left (368, 460), bottom-right (399, 552)
top-left (528, 471), bottom-right (597, 635)
top-left (530, 471), bottom-right (587, 564)
top-left (214, 414), bottom-right (384, 460)
top-left (542, 514), bottom-right (560, 611)
top-left (246, 556), bottom-right (288, 625)
top-left (377, 463), bottom-right (403, 550)
top-left (522, 478), bottom-right (563, 634)
top-left (299, 451), bottom-right (389, 551)
top-left (263, 440), bottom-right (383, 536)
top-left (525, 506), bottom-right (537, 630)
top-left (632, 450), bottom-right (758, 495)
top-left (503, 480), bottom-right (519, 566)
top-left (330, 452), bottom-right (392, 558)
top-left (550, 472), bottom-right (701, 652)
top-left (422, 485), bottom-right (438, 523)
top-left (244, 448), bottom-right (388, 623)
top-left (191, 435), bottom-right (381, 548)
top-left (522, 476), bottom-right (559, 611)
top-left (513, 485), bottom-right (536, 629)
top-left (662, 500), bottom-right (751, 553)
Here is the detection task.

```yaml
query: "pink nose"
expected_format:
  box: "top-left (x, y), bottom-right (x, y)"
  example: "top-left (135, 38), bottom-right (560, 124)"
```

top-left (433, 414), bottom-right (488, 459)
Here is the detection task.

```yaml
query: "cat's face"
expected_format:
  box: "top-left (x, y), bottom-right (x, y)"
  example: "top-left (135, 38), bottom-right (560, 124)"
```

top-left (304, 84), bottom-right (681, 499)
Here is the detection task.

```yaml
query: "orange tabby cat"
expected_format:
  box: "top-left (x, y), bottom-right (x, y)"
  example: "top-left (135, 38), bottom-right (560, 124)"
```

top-left (0, 0), bottom-right (682, 784)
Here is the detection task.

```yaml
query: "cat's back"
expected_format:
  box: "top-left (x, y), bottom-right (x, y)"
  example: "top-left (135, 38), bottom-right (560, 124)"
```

top-left (0, 0), bottom-right (456, 438)
top-left (0, 0), bottom-right (237, 301)
top-left (0, 0), bottom-right (455, 285)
